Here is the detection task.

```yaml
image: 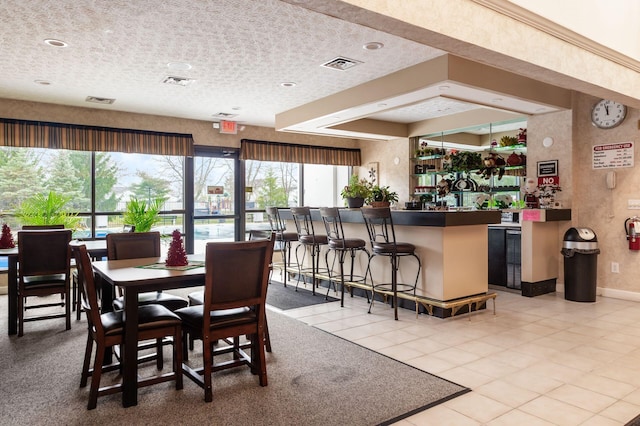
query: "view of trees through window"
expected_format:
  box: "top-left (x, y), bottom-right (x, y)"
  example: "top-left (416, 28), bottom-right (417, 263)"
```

top-left (0, 146), bottom-right (349, 250)
top-left (0, 146), bottom-right (185, 238)
top-left (245, 160), bottom-right (299, 209)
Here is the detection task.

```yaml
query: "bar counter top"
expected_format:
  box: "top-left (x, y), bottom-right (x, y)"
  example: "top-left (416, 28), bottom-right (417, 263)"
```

top-left (279, 208), bottom-right (502, 227)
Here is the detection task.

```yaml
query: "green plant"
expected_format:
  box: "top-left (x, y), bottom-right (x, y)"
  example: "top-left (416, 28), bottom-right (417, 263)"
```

top-left (122, 197), bottom-right (162, 233)
top-left (340, 175), bottom-right (371, 200)
top-left (444, 151), bottom-right (483, 172)
top-left (367, 185), bottom-right (398, 204)
top-left (15, 191), bottom-right (81, 230)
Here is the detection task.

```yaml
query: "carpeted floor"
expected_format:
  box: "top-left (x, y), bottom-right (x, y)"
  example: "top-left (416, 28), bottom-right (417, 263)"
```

top-left (266, 281), bottom-right (339, 310)
top-left (0, 295), bottom-right (468, 425)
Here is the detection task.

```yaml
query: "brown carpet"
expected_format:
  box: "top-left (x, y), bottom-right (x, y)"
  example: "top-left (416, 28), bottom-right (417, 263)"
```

top-left (0, 294), bottom-right (468, 425)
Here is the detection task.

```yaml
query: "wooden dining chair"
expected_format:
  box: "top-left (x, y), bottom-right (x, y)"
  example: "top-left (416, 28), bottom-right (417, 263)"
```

top-left (175, 236), bottom-right (275, 402)
top-left (73, 244), bottom-right (183, 409)
top-left (106, 232), bottom-right (188, 312)
top-left (17, 229), bottom-right (72, 336)
top-left (21, 224), bottom-right (65, 230)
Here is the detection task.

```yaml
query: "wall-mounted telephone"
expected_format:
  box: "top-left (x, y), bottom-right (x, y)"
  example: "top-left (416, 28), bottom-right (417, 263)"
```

top-left (606, 171), bottom-right (616, 189)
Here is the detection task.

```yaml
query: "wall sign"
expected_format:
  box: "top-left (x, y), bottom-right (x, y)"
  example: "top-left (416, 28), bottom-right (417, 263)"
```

top-left (207, 186), bottom-right (224, 195)
top-left (537, 160), bottom-right (558, 177)
top-left (592, 141), bottom-right (634, 169)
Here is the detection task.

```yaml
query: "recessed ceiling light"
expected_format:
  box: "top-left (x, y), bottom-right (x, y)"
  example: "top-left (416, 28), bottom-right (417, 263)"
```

top-left (44, 39), bottom-right (68, 47)
top-left (363, 42), bottom-right (384, 50)
top-left (491, 98), bottom-right (503, 103)
top-left (34, 80), bottom-right (51, 85)
top-left (438, 85), bottom-right (450, 91)
top-left (280, 82), bottom-right (296, 87)
top-left (167, 62), bottom-right (192, 71)
top-left (377, 103), bottom-right (387, 108)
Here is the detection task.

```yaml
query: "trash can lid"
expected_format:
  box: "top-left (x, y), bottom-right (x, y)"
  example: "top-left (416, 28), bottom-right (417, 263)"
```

top-left (563, 227), bottom-right (597, 242)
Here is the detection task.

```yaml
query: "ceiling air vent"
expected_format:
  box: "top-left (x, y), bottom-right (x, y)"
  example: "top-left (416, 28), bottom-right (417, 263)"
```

top-left (321, 56), bottom-right (363, 71)
top-left (162, 76), bottom-right (195, 86)
top-left (211, 112), bottom-right (238, 119)
top-left (85, 96), bottom-right (115, 104)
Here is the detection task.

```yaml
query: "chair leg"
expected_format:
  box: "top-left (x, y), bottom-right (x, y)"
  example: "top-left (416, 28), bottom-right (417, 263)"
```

top-left (282, 243), bottom-right (288, 287)
top-left (65, 287), bottom-right (72, 330)
top-left (340, 251), bottom-right (348, 307)
top-left (88, 343), bottom-right (105, 410)
top-left (264, 315), bottom-right (272, 353)
top-left (173, 327), bottom-right (183, 390)
top-left (18, 294), bottom-right (24, 337)
top-left (203, 339), bottom-right (213, 402)
top-left (156, 338), bottom-right (164, 370)
top-left (392, 254), bottom-right (399, 321)
top-left (80, 333), bottom-right (93, 388)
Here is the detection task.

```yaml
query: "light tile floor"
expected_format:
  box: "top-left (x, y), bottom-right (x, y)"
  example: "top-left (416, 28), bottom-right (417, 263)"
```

top-left (276, 286), bottom-right (640, 425)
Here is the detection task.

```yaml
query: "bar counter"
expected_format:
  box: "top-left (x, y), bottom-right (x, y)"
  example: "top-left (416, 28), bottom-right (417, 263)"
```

top-left (279, 208), bottom-right (501, 305)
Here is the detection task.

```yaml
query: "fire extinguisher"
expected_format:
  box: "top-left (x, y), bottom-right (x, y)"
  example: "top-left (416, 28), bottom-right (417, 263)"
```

top-left (625, 217), bottom-right (640, 250)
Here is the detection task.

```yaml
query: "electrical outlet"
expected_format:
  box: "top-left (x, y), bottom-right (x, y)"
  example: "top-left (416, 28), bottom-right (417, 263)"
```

top-left (629, 200), bottom-right (640, 209)
top-left (611, 262), bottom-right (620, 273)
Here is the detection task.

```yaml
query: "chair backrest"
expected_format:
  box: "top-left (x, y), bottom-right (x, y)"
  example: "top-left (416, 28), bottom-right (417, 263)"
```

top-left (21, 224), bottom-right (65, 230)
top-left (290, 206), bottom-right (318, 239)
top-left (202, 237), bottom-right (275, 329)
top-left (361, 207), bottom-right (397, 246)
top-left (106, 231), bottom-right (161, 260)
top-left (265, 207), bottom-right (287, 233)
top-left (72, 245), bottom-right (104, 336)
top-left (18, 229), bottom-right (72, 277)
top-left (319, 207), bottom-right (346, 243)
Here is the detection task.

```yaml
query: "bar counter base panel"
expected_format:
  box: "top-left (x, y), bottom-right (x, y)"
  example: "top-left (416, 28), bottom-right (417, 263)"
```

top-left (521, 279), bottom-right (556, 298)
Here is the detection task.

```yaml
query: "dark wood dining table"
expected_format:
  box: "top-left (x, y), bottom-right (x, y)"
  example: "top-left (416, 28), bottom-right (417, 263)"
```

top-left (3, 239), bottom-right (107, 336)
top-left (91, 255), bottom-right (205, 407)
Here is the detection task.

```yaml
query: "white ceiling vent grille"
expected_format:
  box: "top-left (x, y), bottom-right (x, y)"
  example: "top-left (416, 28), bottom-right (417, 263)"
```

top-left (211, 112), bottom-right (238, 119)
top-left (85, 96), bottom-right (115, 104)
top-left (162, 76), bottom-right (195, 86)
top-left (321, 56), bottom-right (363, 71)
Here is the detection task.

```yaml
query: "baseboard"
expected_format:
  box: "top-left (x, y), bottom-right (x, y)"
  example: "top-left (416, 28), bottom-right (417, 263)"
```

top-left (599, 287), bottom-right (640, 302)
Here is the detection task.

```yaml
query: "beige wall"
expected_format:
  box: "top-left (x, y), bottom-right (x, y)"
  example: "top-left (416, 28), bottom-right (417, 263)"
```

top-left (357, 138), bottom-right (411, 204)
top-left (571, 93), bottom-right (640, 299)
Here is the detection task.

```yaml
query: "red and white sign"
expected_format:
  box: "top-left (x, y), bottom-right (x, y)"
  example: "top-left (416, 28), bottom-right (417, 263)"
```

top-left (538, 176), bottom-right (559, 186)
top-left (593, 141), bottom-right (634, 169)
top-left (220, 120), bottom-right (237, 134)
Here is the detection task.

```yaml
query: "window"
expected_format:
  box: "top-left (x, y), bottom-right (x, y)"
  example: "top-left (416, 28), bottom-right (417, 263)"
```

top-left (0, 146), bottom-right (185, 240)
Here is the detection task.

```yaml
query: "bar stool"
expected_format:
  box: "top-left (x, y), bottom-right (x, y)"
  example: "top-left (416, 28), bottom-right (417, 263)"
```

top-left (361, 207), bottom-right (421, 320)
top-left (320, 207), bottom-right (371, 306)
top-left (265, 207), bottom-right (298, 287)
top-left (290, 206), bottom-right (328, 295)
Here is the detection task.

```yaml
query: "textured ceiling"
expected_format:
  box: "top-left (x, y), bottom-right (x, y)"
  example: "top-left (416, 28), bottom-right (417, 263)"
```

top-left (0, 0), bottom-right (604, 139)
top-left (0, 0), bottom-right (443, 129)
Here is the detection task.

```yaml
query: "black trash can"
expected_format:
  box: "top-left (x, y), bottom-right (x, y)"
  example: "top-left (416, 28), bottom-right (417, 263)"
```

top-left (561, 227), bottom-right (599, 302)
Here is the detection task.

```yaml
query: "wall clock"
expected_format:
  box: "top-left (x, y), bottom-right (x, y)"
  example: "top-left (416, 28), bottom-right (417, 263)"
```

top-left (591, 99), bottom-right (627, 129)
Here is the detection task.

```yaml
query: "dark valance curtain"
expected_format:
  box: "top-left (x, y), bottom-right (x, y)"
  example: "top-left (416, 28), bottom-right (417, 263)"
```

top-left (240, 139), bottom-right (361, 166)
top-left (0, 119), bottom-right (194, 156)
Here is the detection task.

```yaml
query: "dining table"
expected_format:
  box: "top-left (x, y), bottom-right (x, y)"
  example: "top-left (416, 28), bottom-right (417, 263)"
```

top-left (91, 254), bottom-right (205, 407)
top-left (3, 239), bottom-right (107, 336)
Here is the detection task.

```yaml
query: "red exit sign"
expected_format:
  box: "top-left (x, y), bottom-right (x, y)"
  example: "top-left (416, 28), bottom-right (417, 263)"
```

top-left (538, 176), bottom-right (559, 186)
top-left (220, 120), bottom-right (237, 134)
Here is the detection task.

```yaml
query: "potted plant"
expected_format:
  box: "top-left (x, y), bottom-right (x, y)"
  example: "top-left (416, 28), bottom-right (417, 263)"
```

top-left (122, 197), bottom-right (162, 232)
top-left (340, 175), bottom-right (371, 208)
top-left (15, 191), bottom-right (81, 230)
top-left (367, 185), bottom-right (398, 207)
